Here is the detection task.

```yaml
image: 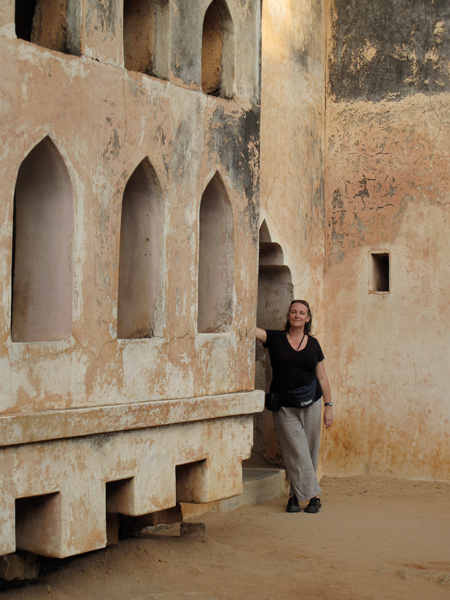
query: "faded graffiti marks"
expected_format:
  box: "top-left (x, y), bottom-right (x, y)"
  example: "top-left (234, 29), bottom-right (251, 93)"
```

top-left (326, 93), bottom-right (450, 264)
top-left (329, 175), bottom-right (399, 263)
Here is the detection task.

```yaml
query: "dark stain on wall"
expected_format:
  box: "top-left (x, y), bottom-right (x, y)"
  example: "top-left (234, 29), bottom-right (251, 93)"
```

top-left (171, 0), bottom-right (201, 81)
top-left (291, 1), bottom-right (323, 73)
top-left (329, 0), bottom-right (450, 101)
top-left (86, 0), bottom-right (117, 36)
top-left (209, 105), bottom-right (260, 242)
top-left (66, 0), bottom-right (82, 55)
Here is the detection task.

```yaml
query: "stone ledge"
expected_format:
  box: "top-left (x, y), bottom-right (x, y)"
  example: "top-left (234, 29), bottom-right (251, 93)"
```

top-left (0, 390), bottom-right (264, 447)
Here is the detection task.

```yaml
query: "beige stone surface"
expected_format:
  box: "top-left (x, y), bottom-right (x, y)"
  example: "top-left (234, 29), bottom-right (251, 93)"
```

top-left (0, 57), bottom-right (258, 412)
top-left (261, 0), bottom-right (325, 302)
top-left (0, 0), bottom-right (263, 561)
top-left (324, 89), bottom-right (450, 482)
top-left (0, 0), bottom-right (261, 416)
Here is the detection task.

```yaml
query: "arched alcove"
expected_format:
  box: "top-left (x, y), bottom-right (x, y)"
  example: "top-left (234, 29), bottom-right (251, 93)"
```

top-left (117, 158), bottom-right (163, 340)
top-left (197, 173), bottom-right (234, 333)
top-left (201, 0), bottom-right (235, 98)
top-left (15, 0), bottom-right (81, 56)
top-left (11, 137), bottom-right (74, 342)
top-left (123, 0), bottom-right (169, 79)
top-left (256, 220), bottom-right (293, 388)
top-left (248, 220), bottom-right (293, 466)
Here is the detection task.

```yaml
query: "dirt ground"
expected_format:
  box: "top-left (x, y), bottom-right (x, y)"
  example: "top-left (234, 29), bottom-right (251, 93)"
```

top-left (1, 476), bottom-right (449, 600)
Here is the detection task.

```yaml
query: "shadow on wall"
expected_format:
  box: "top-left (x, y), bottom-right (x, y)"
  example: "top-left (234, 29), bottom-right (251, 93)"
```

top-left (197, 173), bottom-right (234, 334)
top-left (12, 137), bottom-right (74, 343)
top-left (246, 220), bottom-right (293, 467)
top-left (15, 0), bottom-right (81, 56)
top-left (117, 158), bottom-right (164, 340)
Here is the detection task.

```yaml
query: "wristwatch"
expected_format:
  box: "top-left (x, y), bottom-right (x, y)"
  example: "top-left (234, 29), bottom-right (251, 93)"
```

top-left (324, 402), bottom-right (333, 407)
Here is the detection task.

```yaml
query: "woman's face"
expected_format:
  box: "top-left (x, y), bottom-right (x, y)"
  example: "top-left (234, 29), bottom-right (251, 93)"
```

top-left (288, 302), bottom-right (311, 329)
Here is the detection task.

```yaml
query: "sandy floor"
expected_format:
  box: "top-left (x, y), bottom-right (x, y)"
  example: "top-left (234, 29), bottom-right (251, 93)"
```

top-left (1, 476), bottom-right (449, 600)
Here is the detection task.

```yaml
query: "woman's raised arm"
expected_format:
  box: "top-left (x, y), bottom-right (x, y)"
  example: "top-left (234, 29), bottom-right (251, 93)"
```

top-left (256, 327), bottom-right (267, 343)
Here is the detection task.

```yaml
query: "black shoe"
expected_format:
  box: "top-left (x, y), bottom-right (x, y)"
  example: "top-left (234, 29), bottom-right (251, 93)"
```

top-left (286, 496), bottom-right (301, 513)
top-left (304, 497), bottom-right (321, 513)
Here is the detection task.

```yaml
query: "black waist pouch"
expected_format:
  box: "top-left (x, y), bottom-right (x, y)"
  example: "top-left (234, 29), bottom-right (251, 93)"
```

top-left (283, 379), bottom-right (317, 408)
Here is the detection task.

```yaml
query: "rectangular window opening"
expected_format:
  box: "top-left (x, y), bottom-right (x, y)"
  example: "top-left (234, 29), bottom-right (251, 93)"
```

top-left (370, 252), bottom-right (390, 292)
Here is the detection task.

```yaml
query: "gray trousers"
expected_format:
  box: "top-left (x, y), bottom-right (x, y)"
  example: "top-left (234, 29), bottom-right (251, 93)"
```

top-left (273, 401), bottom-right (322, 502)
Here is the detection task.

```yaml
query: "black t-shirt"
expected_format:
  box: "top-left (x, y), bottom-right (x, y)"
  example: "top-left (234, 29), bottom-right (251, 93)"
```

top-left (263, 330), bottom-right (325, 393)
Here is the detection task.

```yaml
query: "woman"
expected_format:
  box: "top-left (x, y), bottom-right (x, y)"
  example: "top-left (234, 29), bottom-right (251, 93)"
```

top-left (256, 299), bottom-right (333, 513)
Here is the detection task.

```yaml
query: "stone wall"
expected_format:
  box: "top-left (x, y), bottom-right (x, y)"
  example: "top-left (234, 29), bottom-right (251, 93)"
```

top-left (324, 0), bottom-right (450, 480)
top-left (0, 0), bottom-right (263, 559)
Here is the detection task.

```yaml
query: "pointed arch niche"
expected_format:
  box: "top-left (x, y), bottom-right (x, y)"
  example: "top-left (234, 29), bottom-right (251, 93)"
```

top-left (201, 0), bottom-right (235, 98)
top-left (117, 158), bottom-right (163, 340)
top-left (11, 137), bottom-right (74, 343)
top-left (250, 220), bottom-right (293, 466)
top-left (197, 173), bottom-right (234, 333)
top-left (15, 0), bottom-right (81, 56)
top-left (123, 0), bottom-right (169, 79)
top-left (256, 221), bottom-right (293, 336)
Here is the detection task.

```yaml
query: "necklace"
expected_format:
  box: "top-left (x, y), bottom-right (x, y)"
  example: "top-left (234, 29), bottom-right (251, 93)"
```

top-left (288, 332), bottom-right (305, 351)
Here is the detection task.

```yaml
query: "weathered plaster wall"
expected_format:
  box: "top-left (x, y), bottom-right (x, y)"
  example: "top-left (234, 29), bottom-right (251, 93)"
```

top-left (0, 0), bottom-right (261, 416)
top-left (0, 0), bottom-right (264, 559)
top-left (261, 0), bottom-right (325, 287)
top-left (324, 0), bottom-right (450, 480)
top-left (253, 0), bottom-right (326, 465)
